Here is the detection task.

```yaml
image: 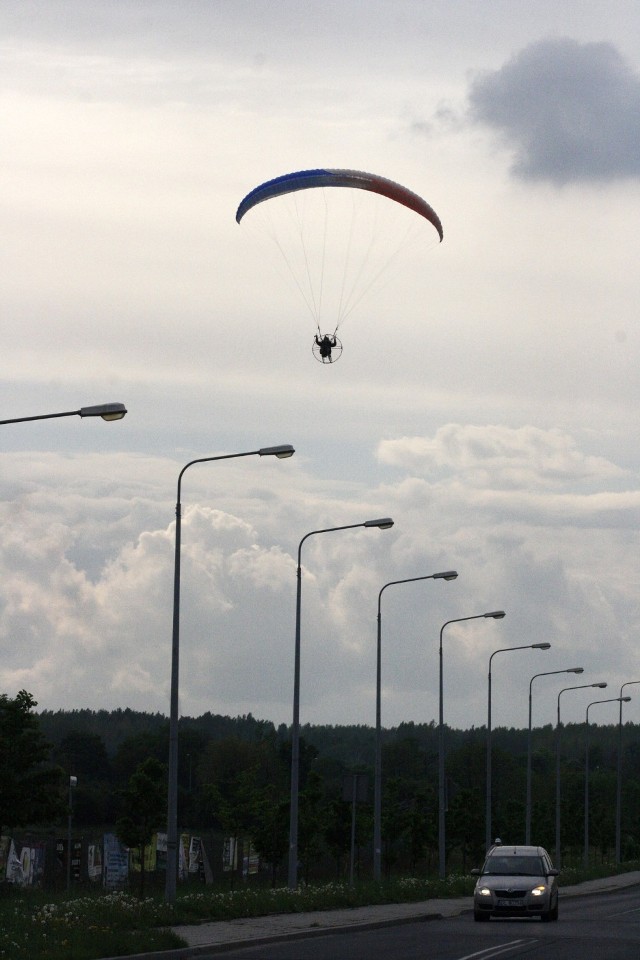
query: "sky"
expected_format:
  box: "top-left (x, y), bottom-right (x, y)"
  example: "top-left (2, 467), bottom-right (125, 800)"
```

top-left (1, 0), bottom-right (640, 736)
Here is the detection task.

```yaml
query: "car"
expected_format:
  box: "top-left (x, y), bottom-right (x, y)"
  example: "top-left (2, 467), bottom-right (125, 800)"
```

top-left (471, 844), bottom-right (559, 922)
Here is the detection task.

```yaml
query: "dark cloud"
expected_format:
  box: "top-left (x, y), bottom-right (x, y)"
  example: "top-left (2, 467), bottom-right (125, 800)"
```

top-left (468, 38), bottom-right (640, 183)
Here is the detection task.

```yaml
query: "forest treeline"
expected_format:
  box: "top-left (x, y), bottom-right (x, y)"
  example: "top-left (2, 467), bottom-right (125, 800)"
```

top-left (36, 706), bottom-right (640, 780)
top-left (29, 707), bottom-right (640, 880)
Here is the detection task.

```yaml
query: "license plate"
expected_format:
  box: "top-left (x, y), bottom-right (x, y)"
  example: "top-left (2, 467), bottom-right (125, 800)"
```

top-left (497, 899), bottom-right (516, 907)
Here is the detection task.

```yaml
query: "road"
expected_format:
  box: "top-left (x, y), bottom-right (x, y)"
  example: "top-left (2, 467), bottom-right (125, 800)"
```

top-left (199, 886), bottom-right (640, 959)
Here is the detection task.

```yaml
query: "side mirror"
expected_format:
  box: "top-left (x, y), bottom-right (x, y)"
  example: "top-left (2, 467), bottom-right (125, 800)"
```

top-left (470, 867), bottom-right (480, 875)
top-left (547, 868), bottom-right (559, 877)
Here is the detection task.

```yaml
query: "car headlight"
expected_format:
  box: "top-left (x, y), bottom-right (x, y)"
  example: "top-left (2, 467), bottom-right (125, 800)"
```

top-left (531, 885), bottom-right (547, 897)
top-left (477, 887), bottom-right (492, 897)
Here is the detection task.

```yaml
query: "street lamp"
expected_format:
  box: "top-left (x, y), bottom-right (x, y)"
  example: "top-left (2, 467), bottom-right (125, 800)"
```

top-left (555, 681), bottom-right (607, 868)
top-left (288, 517), bottom-right (394, 889)
top-left (164, 444), bottom-right (295, 902)
top-left (66, 775), bottom-right (78, 892)
top-left (485, 643), bottom-right (551, 851)
top-left (0, 403), bottom-right (127, 424)
top-left (616, 681), bottom-right (640, 863)
top-left (526, 667), bottom-right (583, 844)
top-left (374, 569), bottom-right (458, 881)
top-left (438, 610), bottom-right (505, 880)
top-left (584, 698), bottom-right (630, 869)
top-left (1, 399), bottom-right (126, 889)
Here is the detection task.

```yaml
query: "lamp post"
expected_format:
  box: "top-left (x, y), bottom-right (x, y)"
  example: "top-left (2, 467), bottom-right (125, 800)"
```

top-left (1, 401), bottom-right (125, 885)
top-left (374, 569), bottom-right (458, 881)
top-left (555, 681), bottom-right (607, 868)
top-left (584, 698), bottom-right (630, 869)
top-left (288, 517), bottom-right (394, 889)
top-left (438, 610), bottom-right (505, 880)
top-left (485, 643), bottom-right (550, 851)
top-left (0, 403), bottom-right (127, 424)
top-left (526, 667), bottom-right (583, 844)
top-left (164, 444), bottom-right (295, 902)
top-left (616, 681), bottom-right (640, 863)
top-left (66, 775), bottom-right (77, 892)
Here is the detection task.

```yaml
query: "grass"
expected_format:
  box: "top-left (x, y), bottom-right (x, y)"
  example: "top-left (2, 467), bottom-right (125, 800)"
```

top-left (0, 890), bottom-right (183, 959)
top-left (1, 863), bottom-right (638, 959)
top-left (556, 858), bottom-right (640, 887)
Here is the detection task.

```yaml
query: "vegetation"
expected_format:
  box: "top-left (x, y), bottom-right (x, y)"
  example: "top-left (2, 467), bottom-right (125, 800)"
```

top-left (1, 699), bottom-right (640, 956)
top-left (3, 703), bottom-right (640, 887)
top-left (0, 888), bottom-right (184, 959)
top-left (115, 758), bottom-right (167, 899)
top-left (0, 691), bottom-right (65, 836)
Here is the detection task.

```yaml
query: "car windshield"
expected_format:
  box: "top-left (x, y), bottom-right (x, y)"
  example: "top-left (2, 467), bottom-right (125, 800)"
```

top-left (482, 856), bottom-right (544, 876)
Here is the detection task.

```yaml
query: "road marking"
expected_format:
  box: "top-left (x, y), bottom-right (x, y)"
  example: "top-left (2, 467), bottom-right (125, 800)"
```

top-left (456, 940), bottom-right (535, 960)
top-left (607, 906), bottom-right (640, 919)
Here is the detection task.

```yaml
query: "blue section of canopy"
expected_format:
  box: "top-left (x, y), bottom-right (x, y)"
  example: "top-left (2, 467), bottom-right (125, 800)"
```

top-left (236, 169), bottom-right (345, 222)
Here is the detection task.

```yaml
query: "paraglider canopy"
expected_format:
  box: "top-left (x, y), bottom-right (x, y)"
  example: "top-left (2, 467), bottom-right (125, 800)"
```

top-left (236, 168), bottom-right (443, 241)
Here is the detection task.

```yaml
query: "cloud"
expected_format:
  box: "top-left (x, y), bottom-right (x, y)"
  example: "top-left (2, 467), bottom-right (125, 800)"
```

top-left (467, 38), bottom-right (640, 183)
top-left (0, 426), bottom-right (638, 730)
top-left (377, 424), bottom-right (625, 489)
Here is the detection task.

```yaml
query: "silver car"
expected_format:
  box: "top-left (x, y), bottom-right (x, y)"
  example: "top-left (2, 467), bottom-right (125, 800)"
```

top-left (471, 844), bottom-right (559, 921)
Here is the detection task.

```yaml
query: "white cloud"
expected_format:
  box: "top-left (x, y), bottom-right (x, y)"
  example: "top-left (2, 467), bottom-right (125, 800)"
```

top-left (377, 424), bottom-right (626, 489)
top-left (0, 418), bottom-right (637, 732)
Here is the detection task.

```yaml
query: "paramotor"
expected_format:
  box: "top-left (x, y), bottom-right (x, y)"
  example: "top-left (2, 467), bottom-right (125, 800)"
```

top-left (236, 168), bottom-right (443, 362)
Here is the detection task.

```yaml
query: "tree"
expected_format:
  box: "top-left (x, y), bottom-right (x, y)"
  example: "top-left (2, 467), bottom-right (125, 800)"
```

top-left (324, 797), bottom-right (352, 878)
top-left (298, 770), bottom-right (324, 883)
top-left (250, 784), bottom-right (289, 886)
top-left (0, 690), bottom-right (65, 833)
top-left (54, 730), bottom-right (111, 781)
top-left (197, 738), bottom-right (271, 831)
top-left (53, 730), bottom-right (114, 825)
top-left (381, 776), bottom-right (404, 878)
top-left (404, 787), bottom-right (435, 872)
top-left (116, 758), bottom-right (167, 898)
top-left (113, 729), bottom-right (168, 784)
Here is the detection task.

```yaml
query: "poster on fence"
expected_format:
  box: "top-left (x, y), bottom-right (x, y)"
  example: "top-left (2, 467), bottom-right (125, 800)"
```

top-left (188, 836), bottom-right (201, 874)
top-left (223, 836), bottom-right (237, 872)
top-left (179, 833), bottom-right (189, 880)
top-left (71, 839), bottom-right (82, 882)
top-left (32, 844), bottom-right (46, 886)
top-left (129, 836), bottom-right (157, 874)
top-left (155, 832), bottom-right (167, 872)
top-left (242, 842), bottom-right (259, 877)
top-left (88, 843), bottom-right (103, 882)
top-left (103, 833), bottom-right (128, 890)
top-left (19, 844), bottom-right (45, 885)
top-left (6, 840), bottom-right (24, 883)
top-left (0, 837), bottom-right (9, 882)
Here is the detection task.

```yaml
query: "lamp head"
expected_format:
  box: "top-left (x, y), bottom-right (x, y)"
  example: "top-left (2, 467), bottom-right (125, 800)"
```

top-left (533, 642), bottom-right (551, 650)
top-left (593, 682), bottom-right (608, 688)
top-left (259, 445), bottom-right (295, 458)
top-left (569, 667), bottom-right (584, 674)
top-left (80, 403), bottom-right (127, 421)
top-left (364, 518), bottom-right (394, 529)
top-left (622, 696), bottom-right (632, 702)
top-left (485, 610), bottom-right (506, 619)
top-left (434, 570), bottom-right (458, 581)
